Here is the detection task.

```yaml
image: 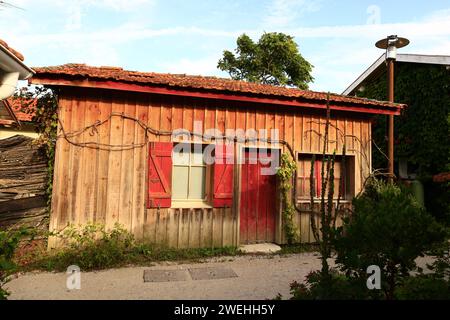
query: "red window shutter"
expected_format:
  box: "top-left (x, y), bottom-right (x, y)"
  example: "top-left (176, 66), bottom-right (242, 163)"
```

top-left (213, 144), bottom-right (234, 207)
top-left (148, 142), bottom-right (172, 208)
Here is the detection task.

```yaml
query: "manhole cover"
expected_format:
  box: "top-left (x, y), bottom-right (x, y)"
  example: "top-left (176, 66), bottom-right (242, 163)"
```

top-left (143, 269), bottom-right (189, 282)
top-left (188, 267), bottom-right (238, 280)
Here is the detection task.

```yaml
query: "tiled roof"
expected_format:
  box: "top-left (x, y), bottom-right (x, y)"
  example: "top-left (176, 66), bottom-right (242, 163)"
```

top-left (32, 64), bottom-right (404, 110)
top-left (433, 172), bottom-right (450, 183)
top-left (0, 39), bottom-right (25, 61)
top-left (7, 97), bottom-right (36, 122)
top-left (0, 100), bottom-right (18, 126)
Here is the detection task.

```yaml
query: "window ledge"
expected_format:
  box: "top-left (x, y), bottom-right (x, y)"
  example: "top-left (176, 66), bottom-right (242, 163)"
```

top-left (171, 201), bottom-right (213, 209)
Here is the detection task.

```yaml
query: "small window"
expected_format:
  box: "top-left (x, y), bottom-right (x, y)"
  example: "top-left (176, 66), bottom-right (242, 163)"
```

top-left (172, 144), bottom-right (207, 202)
top-left (297, 154), bottom-right (354, 201)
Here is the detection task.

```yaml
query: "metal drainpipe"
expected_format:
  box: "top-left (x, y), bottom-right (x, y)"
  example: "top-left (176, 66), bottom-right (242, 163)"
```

top-left (387, 58), bottom-right (395, 183)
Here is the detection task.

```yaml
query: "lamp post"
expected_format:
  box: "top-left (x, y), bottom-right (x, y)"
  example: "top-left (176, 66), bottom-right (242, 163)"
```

top-left (375, 35), bottom-right (409, 183)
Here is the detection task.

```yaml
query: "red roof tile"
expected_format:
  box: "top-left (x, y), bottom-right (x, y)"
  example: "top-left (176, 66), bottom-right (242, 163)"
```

top-left (433, 172), bottom-right (450, 183)
top-left (0, 39), bottom-right (25, 61)
top-left (32, 64), bottom-right (404, 111)
top-left (7, 97), bottom-right (36, 122)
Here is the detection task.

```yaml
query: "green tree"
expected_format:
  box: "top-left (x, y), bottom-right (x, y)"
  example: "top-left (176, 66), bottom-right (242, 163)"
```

top-left (218, 32), bottom-right (313, 89)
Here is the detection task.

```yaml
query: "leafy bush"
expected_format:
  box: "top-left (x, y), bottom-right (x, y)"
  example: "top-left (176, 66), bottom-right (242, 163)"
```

top-left (334, 179), bottom-right (446, 299)
top-left (288, 270), bottom-right (378, 300)
top-left (395, 274), bottom-right (450, 300)
top-left (47, 223), bottom-right (135, 270)
top-left (396, 240), bottom-right (450, 299)
top-left (427, 240), bottom-right (450, 279)
top-left (18, 223), bottom-right (241, 272)
top-left (1, 229), bottom-right (28, 299)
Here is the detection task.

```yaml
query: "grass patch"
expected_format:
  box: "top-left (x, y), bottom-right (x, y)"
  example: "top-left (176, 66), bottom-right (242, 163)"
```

top-left (278, 243), bottom-right (320, 255)
top-left (15, 227), bottom-right (241, 272)
top-left (18, 244), bottom-right (241, 272)
top-left (13, 224), bottom-right (318, 273)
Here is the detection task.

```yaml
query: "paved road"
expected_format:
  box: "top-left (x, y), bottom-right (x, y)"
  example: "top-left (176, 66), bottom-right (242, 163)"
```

top-left (7, 253), bottom-right (323, 300)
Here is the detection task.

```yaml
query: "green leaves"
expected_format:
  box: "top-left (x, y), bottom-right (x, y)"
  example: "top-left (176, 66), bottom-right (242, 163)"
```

top-left (15, 86), bottom-right (58, 212)
top-left (0, 228), bottom-right (29, 299)
top-left (334, 178), bottom-right (447, 298)
top-left (218, 32), bottom-right (313, 89)
top-left (360, 64), bottom-right (450, 223)
top-left (276, 153), bottom-right (299, 244)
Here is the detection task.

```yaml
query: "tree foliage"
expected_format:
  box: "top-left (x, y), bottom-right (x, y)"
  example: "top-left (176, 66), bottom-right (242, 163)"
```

top-left (218, 32), bottom-right (313, 89)
top-left (334, 179), bottom-right (446, 299)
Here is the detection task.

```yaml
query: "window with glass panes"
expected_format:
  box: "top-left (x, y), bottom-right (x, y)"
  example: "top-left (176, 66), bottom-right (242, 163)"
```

top-left (297, 154), bottom-right (354, 201)
top-left (172, 144), bottom-right (207, 201)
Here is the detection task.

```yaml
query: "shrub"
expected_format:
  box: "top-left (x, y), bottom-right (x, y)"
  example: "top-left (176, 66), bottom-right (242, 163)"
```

top-left (0, 229), bottom-right (28, 299)
top-left (18, 223), bottom-right (241, 272)
top-left (427, 239), bottom-right (450, 279)
top-left (288, 270), bottom-right (380, 300)
top-left (31, 223), bottom-right (136, 271)
top-left (334, 179), bottom-right (446, 299)
top-left (395, 274), bottom-right (450, 300)
top-left (395, 240), bottom-right (450, 300)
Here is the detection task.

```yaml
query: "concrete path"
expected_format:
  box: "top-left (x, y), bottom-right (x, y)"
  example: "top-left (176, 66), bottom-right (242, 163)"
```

top-left (6, 253), bottom-right (322, 300)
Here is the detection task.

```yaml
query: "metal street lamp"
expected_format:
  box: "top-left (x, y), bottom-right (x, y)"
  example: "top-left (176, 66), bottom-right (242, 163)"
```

top-left (375, 35), bottom-right (410, 182)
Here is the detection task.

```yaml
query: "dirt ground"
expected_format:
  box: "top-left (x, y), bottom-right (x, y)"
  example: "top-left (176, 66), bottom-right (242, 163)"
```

top-left (6, 253), bottom-right (323, 300)
top-left (6, 253), bottom-right (434, 300)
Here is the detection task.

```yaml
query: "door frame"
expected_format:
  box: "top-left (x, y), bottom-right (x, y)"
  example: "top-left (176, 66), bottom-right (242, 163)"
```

top-left (234, 144), bottom-right (282, 245)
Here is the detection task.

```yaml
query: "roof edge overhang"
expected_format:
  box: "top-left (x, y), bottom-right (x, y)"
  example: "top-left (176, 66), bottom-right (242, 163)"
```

top-left (343, 54), bottom-right (385, 96)
top-left (0, 43), bottom-right (35, 80)
top-left (343, 53), bottom-right (450, 96)
top-left (30, 76), bottom-right (403, 116)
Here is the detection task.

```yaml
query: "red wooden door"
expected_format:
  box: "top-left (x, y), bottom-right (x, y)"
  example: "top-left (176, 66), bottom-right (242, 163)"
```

top-left (240, 149), bottom-right (277, 244)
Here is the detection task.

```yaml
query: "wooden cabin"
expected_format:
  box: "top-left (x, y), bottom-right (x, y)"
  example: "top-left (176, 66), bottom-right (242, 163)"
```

top-left (30, 64), bottom-right (403, 248)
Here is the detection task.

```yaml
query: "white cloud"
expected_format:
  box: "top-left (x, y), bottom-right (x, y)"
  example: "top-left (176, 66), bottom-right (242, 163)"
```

top-left (2, 2), bottom-right (449, 94)
top-left (65, 3), bottom-right (83, 31)
top-left (11, 6), bottom-right (449, 46)
top-left (158, 55), bottom-right (224, 76)
top-left (9, 0), bottom-right (154, 11)
top-left (84, 0), bottom-right (154, 11)
top-left (263, 0), bottom-right (322, 28)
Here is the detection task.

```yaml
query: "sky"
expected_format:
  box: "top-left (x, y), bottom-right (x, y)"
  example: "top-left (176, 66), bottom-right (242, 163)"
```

top-left (1, 0), bottom-right (449, 93)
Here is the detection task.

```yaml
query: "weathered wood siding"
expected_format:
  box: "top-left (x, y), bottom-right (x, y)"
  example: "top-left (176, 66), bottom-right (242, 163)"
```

top-left (49, 88), bottom-right (372, 247)
top-left (143, 208), bottom-right (237, 248)
top-left (0, 135), bottom-right (48, 230)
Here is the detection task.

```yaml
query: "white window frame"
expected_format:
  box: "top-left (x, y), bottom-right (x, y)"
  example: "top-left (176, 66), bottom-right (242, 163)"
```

top-left (172, 143), bottom-right (208, 204)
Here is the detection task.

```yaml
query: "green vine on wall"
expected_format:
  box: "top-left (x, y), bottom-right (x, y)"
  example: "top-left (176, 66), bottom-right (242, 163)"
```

top-left (15, 87), bottom-right (58, 211)
top-left (277, 153), bottom-right (299, 244)
top-left (358, 63), bottom-right (450, 224)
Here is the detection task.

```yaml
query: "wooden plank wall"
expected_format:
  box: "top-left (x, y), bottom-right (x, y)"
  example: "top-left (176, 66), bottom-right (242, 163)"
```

top-left (0, 135), bottom-right (48, 231)
top-left (49, 88), bottom-right (372, 247)
top-left (143, 208), bottom-right (237, 248)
